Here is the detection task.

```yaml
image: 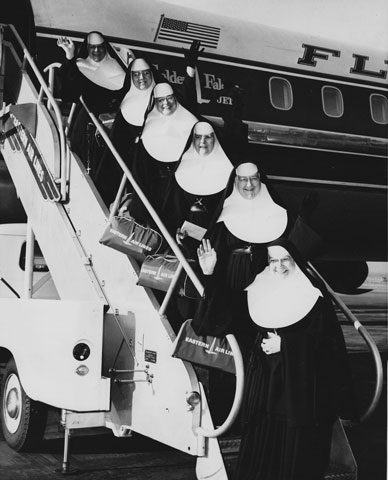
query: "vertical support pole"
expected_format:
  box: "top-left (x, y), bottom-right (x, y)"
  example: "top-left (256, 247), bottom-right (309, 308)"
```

top-left (47, 66), bottom-right (55, 112)
top-left (24, 221), bottom-right (34, 298)
top-left (159, 262), bottom-right (184, 316)
top-left (109, 173), bottom-right (127, 221)
top-left (55, 410), bottom-right (78, 474)
top-left (61, 427), bottom-right (71, 473)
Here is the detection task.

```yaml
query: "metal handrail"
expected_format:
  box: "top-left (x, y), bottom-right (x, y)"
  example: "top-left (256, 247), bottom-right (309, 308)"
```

top-left (80, 97), bottom-right (204, 296)
top-left (42, 63), bottom-right (76, 136)
top-left (42, 62), bottom-right (62, 112)
top-left (197, 334), bottom-right (245, 438)
top-left (6, 25), bottom-right (67, 200)
top-left (307, 262), bottom-right (384, 424)
top-left (80, 97), bottom-right (244, 437)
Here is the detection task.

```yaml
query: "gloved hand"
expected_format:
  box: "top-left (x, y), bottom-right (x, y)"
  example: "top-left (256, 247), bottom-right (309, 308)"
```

top-left (57, 36), bottom-right (75, 60)
top-left (183, 40), bottom-right (205, 68)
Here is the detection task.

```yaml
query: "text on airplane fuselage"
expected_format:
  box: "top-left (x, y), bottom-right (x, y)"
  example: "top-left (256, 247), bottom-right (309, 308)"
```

top-left (298, 44), bottom-right (388, 79)
top-left (155, 43), bottom-right (387, 86)
top-left (153, 66), bottom-right (231, 103)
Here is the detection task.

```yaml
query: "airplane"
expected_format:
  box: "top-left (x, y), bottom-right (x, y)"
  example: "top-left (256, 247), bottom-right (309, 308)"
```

top-left (1, 0), bottom-right (387, 287)
top-left (0, 2), bottom-right (385, 478)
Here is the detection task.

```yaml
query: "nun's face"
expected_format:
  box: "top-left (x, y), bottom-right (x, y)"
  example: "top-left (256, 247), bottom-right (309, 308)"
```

top-left (155, 94), bottom-right (177, 115)
top-left (193, 132), bottom-right (215, 156)
top-left (87, 41), bottom-right (107, 62)
top-left (268, 246), bottom-right (296, 278)
top-left (235, 172), bottom-right (261, 199)
top-left (132, 69), bottom-right (153, 90)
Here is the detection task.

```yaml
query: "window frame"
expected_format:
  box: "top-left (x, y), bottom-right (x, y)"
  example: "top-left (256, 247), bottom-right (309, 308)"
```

top-left (370, 93), bottom-right (388, 125)
top-left (269, 76), bottom-right (293, 111)
top-left (321, 85), bottom-right (344, 118)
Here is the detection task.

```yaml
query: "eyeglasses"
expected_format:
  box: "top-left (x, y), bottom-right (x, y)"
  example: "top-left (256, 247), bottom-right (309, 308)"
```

top-left (155, 94), bottom-right (175, 105)
top-left (236, 174), bottom-right (260, 185)
top-left (87, 43), bottom-right (106, 51)
top-left (194, 133), bottom-right (215, 141)
top-left (268, 256), bottom-right (292, 265)
top-left (132, 70), bottom-right (152, 79)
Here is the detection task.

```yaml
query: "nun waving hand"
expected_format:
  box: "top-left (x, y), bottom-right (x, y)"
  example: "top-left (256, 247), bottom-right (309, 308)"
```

top-left (193, 158), bottom-right (322, 356)
top-left (57, 31), bottom-right (127, 171)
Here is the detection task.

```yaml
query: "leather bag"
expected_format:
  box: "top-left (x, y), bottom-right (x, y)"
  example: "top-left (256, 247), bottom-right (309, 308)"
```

top-left (99, 216), bottom-right (162, 261)
top-left (137, 255), bottom-right (180, 291)
top-left (172, 319), bottom-right (236, 374)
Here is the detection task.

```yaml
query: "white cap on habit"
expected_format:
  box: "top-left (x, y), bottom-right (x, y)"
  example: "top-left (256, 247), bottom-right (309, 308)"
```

top-left (87, 32), bottom-right (104, 45)
top-left (132, 58), bottom-right (150, 71)
top-left (236, 162), bottom-right (258, 177)
top-left (153, 83), bottom-right (174, 98)
top-left (194, 122), bottom-right (214, 135)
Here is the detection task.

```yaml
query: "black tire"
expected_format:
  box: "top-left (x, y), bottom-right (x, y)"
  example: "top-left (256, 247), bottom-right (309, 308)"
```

top-left (0, 358), bottom-right (48, 451)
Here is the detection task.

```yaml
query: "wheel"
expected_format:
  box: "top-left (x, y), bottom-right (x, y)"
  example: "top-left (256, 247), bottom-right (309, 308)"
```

top-left (0, 358), bottom-right (48, 451)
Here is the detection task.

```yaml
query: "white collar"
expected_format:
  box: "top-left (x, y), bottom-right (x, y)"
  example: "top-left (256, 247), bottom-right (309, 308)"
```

top-left (175, 140), bottom-right (233, 195)
top-left (217, 183), bottom-right (288, 242)
top-left (246, 265), bottom-right (322, 328)
top-left (76, 53), bottom-right (125, 90)
top-left (141, 103), bottom-right (198, 162)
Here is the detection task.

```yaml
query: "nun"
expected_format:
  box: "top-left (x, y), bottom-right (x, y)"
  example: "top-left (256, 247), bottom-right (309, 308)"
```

top-left (94, 57), bottom-right (157, 206)
top-left (57, 31), bottom-right (126, 172)
top-left (130, 81), bottom-right (199, 225)
top-left (235, 238), bottom-right (355, 480)
top-left (163, 121), bottom-right (234, 249)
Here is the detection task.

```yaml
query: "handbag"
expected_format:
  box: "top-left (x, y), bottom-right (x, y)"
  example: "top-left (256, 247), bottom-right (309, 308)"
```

top-left (99, 215), bottom-right (162, 261)
top-left (138, 255), bottom-right (200, 297)
top-left (172, 319), bottom-right (235, 374)
top-left (137, 255), bottom-right (180, 291)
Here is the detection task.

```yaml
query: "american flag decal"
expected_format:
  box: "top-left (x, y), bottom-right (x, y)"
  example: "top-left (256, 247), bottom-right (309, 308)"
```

top-left (155, 16), bottom-right (220, 49)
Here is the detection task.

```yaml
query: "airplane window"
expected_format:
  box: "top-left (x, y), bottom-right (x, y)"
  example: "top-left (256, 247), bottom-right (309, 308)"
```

top-left (269, 77), bottom-right (293, 110)
top-left (322, 86), bottom-right (343, 118)
top-left (370, 94), bottom-right (388, 124)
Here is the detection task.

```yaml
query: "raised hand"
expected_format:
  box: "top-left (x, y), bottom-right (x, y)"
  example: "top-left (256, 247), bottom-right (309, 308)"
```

top-left (57, 36), bottom-right (75, 60)
top-left (183, 40), bottom-right (205, 68)
top-left (197, 238), bottom-right (217, 275)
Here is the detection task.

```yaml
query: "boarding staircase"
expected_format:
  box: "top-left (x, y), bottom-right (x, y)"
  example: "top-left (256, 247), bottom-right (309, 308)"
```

top-left (0, 23), bottom-right (384, 480)
top-left (0, 23), bottom-right (243, 479)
